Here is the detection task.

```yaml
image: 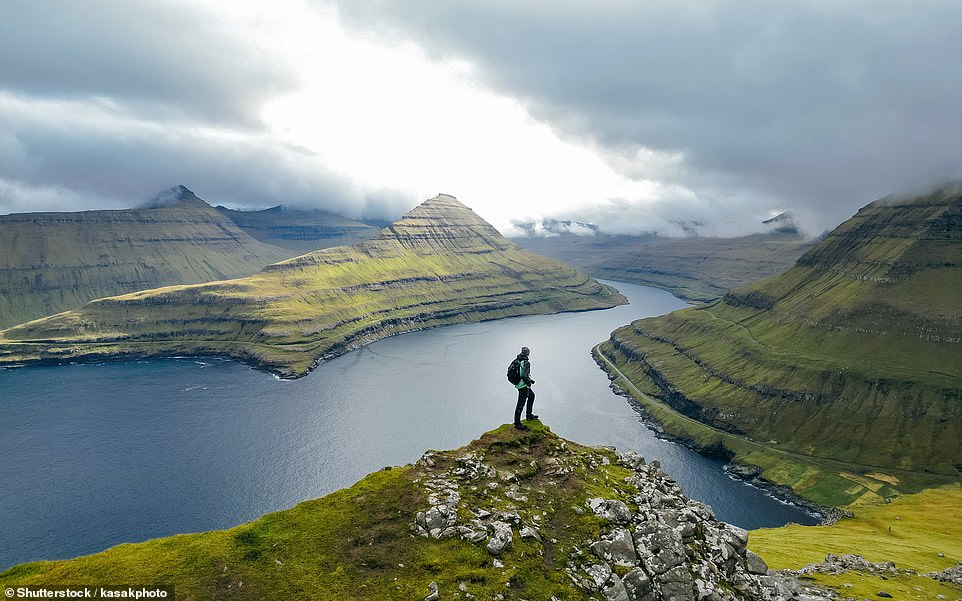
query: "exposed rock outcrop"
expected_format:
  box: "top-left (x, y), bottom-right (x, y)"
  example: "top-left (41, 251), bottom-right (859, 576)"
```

top-left (929, 561), bottom-right (962, 586)
top-left (410, 428), bottom-right (831, 601)
top-left (786, 554), bottom-right (962, 588)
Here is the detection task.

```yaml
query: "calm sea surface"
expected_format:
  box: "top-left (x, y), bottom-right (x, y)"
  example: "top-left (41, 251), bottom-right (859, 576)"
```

top-left (0, 281), bottom-right (816, 570)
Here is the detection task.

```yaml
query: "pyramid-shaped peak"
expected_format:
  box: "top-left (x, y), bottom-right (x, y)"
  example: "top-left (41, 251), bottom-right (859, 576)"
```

top-left (141, 185), bottom-right (209, 209)
top-left (373, 194), bottom-right (514, 253)
top-left (407, 193), bottom-right (469, 213)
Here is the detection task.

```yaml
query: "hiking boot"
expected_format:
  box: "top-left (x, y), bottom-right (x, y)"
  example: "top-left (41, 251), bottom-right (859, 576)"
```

top-left (514, 423), bottom-right (529, 430)
top-left (525, 414), bottom-right (539, 420)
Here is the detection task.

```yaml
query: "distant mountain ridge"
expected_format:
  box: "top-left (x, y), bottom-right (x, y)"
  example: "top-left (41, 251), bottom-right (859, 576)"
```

top-left (0, 186), bottom-right (292, 328)
top-left (596, 185), bottom-right (962, 506)
top-left (0, 194), bottom-right (624, 378)
top-left (513, 218), bottom-right (601, 237)
top-left (517, 231), bottom-right (813, 302)
top-left (215, 204), bottom-right (380, 253)
top-left (0, 186), bottom-right (391, 329)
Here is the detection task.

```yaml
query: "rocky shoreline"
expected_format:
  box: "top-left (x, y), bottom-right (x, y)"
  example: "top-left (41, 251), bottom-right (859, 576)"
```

top-left (594, 354), bottom-right (830, 524)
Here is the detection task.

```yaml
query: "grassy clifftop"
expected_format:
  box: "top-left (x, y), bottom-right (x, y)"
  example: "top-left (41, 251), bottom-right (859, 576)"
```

top-left (0, 423), bottom-right (830, 600)
top-left (751, 486), bottom-right (962, 601)
top-left (0, 195), bottom-right (624, 378)
top-left (596, 186), bottom-right (962, 506)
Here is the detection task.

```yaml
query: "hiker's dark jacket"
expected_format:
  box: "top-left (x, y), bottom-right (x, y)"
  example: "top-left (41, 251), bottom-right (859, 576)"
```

top-left (515, 354), bottom-right (533, 388)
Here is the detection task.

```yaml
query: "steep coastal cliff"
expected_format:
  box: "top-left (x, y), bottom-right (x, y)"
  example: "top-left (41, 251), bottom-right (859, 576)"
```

top-left (597, 186), bottom-right (962, 506)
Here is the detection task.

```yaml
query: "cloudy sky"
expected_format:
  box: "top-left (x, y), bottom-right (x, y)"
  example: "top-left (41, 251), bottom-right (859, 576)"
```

top-left (2, 1), bottom-right (960, 236)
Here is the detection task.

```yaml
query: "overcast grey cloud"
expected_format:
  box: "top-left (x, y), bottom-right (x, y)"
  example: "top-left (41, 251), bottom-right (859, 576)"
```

top-left (0, 1), bottom-right (415, 218)
top-left (333, 0), bottom-right (962, 233)
top-left (1, 1), bottom-right (960, 235)
top-left (1, 0), bottom-right (293, 126)
top-left (0, 92), bottom-right (409, 218)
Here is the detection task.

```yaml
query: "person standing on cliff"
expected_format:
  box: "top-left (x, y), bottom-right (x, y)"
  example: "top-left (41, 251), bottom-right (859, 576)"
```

top-left (509, 346), bottom-right (538, 430)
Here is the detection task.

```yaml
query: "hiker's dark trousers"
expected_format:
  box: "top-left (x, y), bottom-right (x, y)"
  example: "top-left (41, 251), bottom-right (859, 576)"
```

top-left (514, 386), bottom-right (535, 423)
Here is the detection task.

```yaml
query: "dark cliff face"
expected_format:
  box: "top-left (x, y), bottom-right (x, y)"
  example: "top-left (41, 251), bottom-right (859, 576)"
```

top-left (215, 204), bottom-right (380, 252)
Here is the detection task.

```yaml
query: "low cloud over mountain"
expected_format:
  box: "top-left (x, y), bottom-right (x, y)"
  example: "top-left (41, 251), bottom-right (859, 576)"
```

top-left (3, 1), bottom-right (960, 236)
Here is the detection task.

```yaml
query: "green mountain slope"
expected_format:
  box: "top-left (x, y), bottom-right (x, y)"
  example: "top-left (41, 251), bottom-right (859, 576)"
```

top-left (596, 186), bottom-right (962, 506)
top-left (0, 195), bottom-right (624, 378)
top-left (515, 231), bottom-right (814, 302)
top-left (216, 204), bottom-right (380, 253)
top-left (0, 424), bottom-right (834, 601)
top-left (0, 186), bottom-right (292, 328)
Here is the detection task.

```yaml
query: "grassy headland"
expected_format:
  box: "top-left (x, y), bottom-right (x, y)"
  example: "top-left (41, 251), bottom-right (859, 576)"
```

top-left (0, 195), bottom-right (624, 378)
top-left (0, 424), bottom-right (589, 598)
top-left (4, 423), bottom-right (956, 600)
top-left (0, 423), bottom-right (822, 600)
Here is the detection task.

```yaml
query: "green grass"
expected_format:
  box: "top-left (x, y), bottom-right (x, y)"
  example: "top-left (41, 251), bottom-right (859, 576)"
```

top-left (750, 486), bottom-right (962, 601)
top-left (799, 571), bottom-right (961, 601)
top-left (2, 467), bottom-right (424, 599)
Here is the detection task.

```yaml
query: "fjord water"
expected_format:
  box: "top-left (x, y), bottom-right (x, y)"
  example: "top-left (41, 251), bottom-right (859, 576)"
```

top-left (0, 281), bottom-right (816, 570)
